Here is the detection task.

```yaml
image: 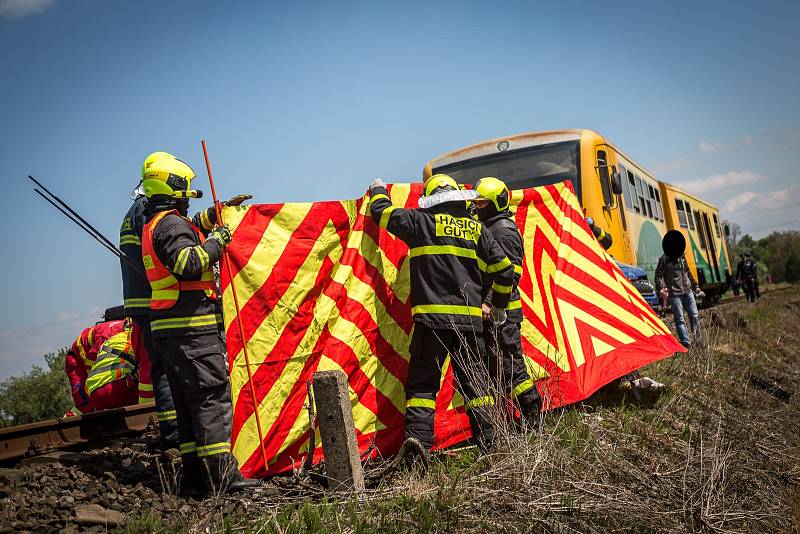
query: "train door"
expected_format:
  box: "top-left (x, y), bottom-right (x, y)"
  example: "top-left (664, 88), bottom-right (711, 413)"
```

top-left (595, 148), bottom-right (631, 263)
top-left (701, 212), bottom-right (721, 282)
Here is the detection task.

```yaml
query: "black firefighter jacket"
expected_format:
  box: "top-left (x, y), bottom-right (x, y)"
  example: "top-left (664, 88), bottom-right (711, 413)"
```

top-left (369, 186), bottom-right (514, 332)
top-left (144, 204), bottom-right (224, 338)
top-left (481, 212), bottom-right (524, 324)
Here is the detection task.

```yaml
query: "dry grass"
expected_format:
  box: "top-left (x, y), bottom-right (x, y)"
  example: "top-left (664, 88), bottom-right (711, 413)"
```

top-left (125, 287), bottom-right (800, 534)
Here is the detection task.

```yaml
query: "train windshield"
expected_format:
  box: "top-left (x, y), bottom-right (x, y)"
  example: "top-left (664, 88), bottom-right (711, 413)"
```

top-left (433, 140), bottom-right (582, 202)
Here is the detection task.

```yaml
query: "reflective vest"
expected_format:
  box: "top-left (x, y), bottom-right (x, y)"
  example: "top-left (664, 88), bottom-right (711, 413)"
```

top-left (85, 330), bottom-right (138, 396)
top-left (141, 209), bottom-right (217, 310)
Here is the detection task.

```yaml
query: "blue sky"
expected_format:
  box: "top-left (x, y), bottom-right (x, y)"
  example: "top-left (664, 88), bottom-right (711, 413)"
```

top-left (1, 0), bottom-right (798, 378)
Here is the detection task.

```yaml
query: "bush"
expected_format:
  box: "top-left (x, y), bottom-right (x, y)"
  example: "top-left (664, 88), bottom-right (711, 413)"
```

top-left (0, 348), bottom-right (72, 427)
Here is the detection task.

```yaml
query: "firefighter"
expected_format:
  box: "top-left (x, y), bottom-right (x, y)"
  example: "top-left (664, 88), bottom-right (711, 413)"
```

top-left (736, 252), bottom-right (758, 302)
top-left (472, 177), bottom-right (542, 428)
top-left (141, 155), bottom-right (258, 496)
top-left (120, 151), bottom-right (179, 449)
top-left (64, 318), bottom-right (154, 415)
top-left (368, 174), bottom-right (515, 453)
top-left (64, 318), bottom-right (125, 416)
top-left (85, 320), bottom-right (151, 411)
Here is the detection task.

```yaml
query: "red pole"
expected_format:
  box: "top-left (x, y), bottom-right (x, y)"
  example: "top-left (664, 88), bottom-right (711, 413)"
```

top-left (201, 139), bottom-right (269, 473)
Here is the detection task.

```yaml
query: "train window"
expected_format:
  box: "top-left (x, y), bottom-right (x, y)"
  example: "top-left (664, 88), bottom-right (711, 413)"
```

top-left (635, 175), bottom-right (647, 216)
top-left (695, 211), bottom-right (707, 248)
top-left (685, 201), bottom-right (695, 230)
top-left (619, 164), bottom-right (633, 210)
top-left (596, 151), bottom-right (613, 206)
top-left (675, 199), bottom-right (688, 228)
top-left (713, 213), bottom-right (721, 237)
top-left (654, 189), bottom-right (663, 221)
top-left (647, 184), bottom-right (658, 219)
top-left (627, 171), bottom-right (640, 213)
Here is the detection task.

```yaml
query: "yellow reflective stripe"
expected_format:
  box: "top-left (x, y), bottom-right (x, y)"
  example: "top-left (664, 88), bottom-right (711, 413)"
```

top-left (507, 299), bottom-right (522, 310)
top-left (486, 257), bottom-right (512, 273)
top-left (514, 264), bottom-right (523, 275)
top-left (597, 229), bottom-right (607, 241)
top-left (151, 313), bottom-right (223, 332)
top-left (379, 206), bottom-right (396, 229)
top-left (120, 234), bottom-right (142, 246)
top-left (197, 441), bottom-right (231, 457)
top-left (151, 273), bottom-right (178, 291)
top-left (370, 193), bottom-right (389, 204)
top-left (200, 209), bottom-right (212, 230)
top-left (409, 245), bottom-right (478, 261)
top-left (511, 379), bottom-right (535, 399)
top-left (195, 245), bottom-right (210, 271)
top-left (406, 397), bottom-right (436, 409)
top-left (180, 441), bottom-right (197, 454)
top-left (491, 281), bottom-right (513, 294)
top-left (124, 297), bottom-right (151, 308)
top-left (158, 410), bottom-right (177, 422)
top-left (411, 304), bottom-right (482, 317)
top-left (138, 383), bottom-right (154, 392)
top-left (174, 248), bottom-right (191, 276)
top-left (465, 396), bottom-right (495, 410)
top-left (152, 289), bottom-right (180, 301)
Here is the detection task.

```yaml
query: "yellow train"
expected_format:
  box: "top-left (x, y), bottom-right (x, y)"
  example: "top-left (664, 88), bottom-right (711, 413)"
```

top-left (423, 129), bottom-right (732, 305)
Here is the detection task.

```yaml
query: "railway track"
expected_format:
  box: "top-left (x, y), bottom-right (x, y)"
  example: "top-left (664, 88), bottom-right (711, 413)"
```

top-left (0, 402), bottom-right (156, 463)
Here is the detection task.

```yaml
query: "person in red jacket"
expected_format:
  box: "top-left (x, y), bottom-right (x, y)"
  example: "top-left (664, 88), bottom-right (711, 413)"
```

top-left (64, 318), bottom-right (154, 416)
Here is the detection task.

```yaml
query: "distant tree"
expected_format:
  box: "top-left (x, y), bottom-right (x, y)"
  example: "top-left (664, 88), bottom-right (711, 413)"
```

top-left (0, 348), bottom-right (72, 427)
top-left (785, 250), bottom-right (800, 283)
top-left (723, 219), bottom-right (741, 246)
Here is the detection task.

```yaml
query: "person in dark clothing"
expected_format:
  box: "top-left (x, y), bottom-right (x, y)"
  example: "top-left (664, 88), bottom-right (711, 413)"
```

top-left (120, 152), bottom-right (179, 450)
top-left (141, 154), bottom-right (258, 496)
top-left (736, 253), bottom-right (758, 302)
top-left (472, 177), bottom-right (541, 428)
top-left (368, 174), bottom-right (515, 453)
top-left (655, 235), bottom-right (703, 348)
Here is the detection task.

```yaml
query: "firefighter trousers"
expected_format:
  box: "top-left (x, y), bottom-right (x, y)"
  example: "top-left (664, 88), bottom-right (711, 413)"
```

top-left (482, 320), bottom-right (541, 420)
top-left (155, 331), bottom-right (236, 489)
top-left (404, 323), bottom-right (495, 451)
top-left (133, 316), bottom-right (179, 449)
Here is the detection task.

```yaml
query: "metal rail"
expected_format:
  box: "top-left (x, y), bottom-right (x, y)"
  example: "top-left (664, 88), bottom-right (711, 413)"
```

top-left (0, 403), bottom-right (156, 463)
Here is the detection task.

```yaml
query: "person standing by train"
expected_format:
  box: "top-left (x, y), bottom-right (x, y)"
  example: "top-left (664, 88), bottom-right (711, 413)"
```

top-left (655, 232), bottom-right (704, 348)
top-left (736, 252), bottom-right (758, 302)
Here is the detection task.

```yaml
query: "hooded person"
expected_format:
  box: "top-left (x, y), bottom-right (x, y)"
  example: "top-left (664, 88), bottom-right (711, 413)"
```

top-left (368, 174), bottom-right (515, 455)
top-left (472, 177), bottom-right (542, 428)
top-left (655, 231), bottom-right (703, 348)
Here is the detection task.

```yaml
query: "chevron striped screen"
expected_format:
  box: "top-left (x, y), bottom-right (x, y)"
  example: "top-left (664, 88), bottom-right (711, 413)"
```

top-left (220, 182), bottom-right (684, 478)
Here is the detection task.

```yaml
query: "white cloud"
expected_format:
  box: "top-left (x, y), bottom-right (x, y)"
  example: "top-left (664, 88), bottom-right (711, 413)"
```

top-left (741, 135), bottom-right (754, 145)
top-left (0, 0), bottom-right (56, 18)
top-left (725, 191), bottom-right (759, 213)
top-left (698, 140), bottom-right (723, 154)
top-left (675, 170), bottom-right (765, 196)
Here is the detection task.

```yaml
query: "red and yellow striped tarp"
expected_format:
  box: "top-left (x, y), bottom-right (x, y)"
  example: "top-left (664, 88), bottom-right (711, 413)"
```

top-left (221, 182), bottom-right (684, 478)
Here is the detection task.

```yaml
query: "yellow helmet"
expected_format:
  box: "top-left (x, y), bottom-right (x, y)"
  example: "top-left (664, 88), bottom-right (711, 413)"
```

top-left (423, 173), bottom-right (458, 197)
top-left (141, 151), bottom-right (176, 179)
top-left (142, 157), bottom-right (199, 199)
top-left (474, 177), bottom-right (510, 212)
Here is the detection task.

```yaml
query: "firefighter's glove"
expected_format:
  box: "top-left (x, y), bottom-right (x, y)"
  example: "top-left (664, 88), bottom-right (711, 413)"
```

top-left (490, 306), bottom-right (507, 326)
top-left (208, 225), bottom-right (233, 249)
top-left (369, 178), bottom-right (386, 194)
top-left (224, 194), bottom-right (253, 207)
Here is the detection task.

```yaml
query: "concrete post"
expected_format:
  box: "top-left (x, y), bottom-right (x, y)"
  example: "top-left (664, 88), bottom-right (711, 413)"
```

top-left (312, 370), bottom-right (365, 492)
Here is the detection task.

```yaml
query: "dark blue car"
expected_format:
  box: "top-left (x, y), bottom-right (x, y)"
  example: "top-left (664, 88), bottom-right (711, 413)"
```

top-left (614, 260), bottom-right (659, 309)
